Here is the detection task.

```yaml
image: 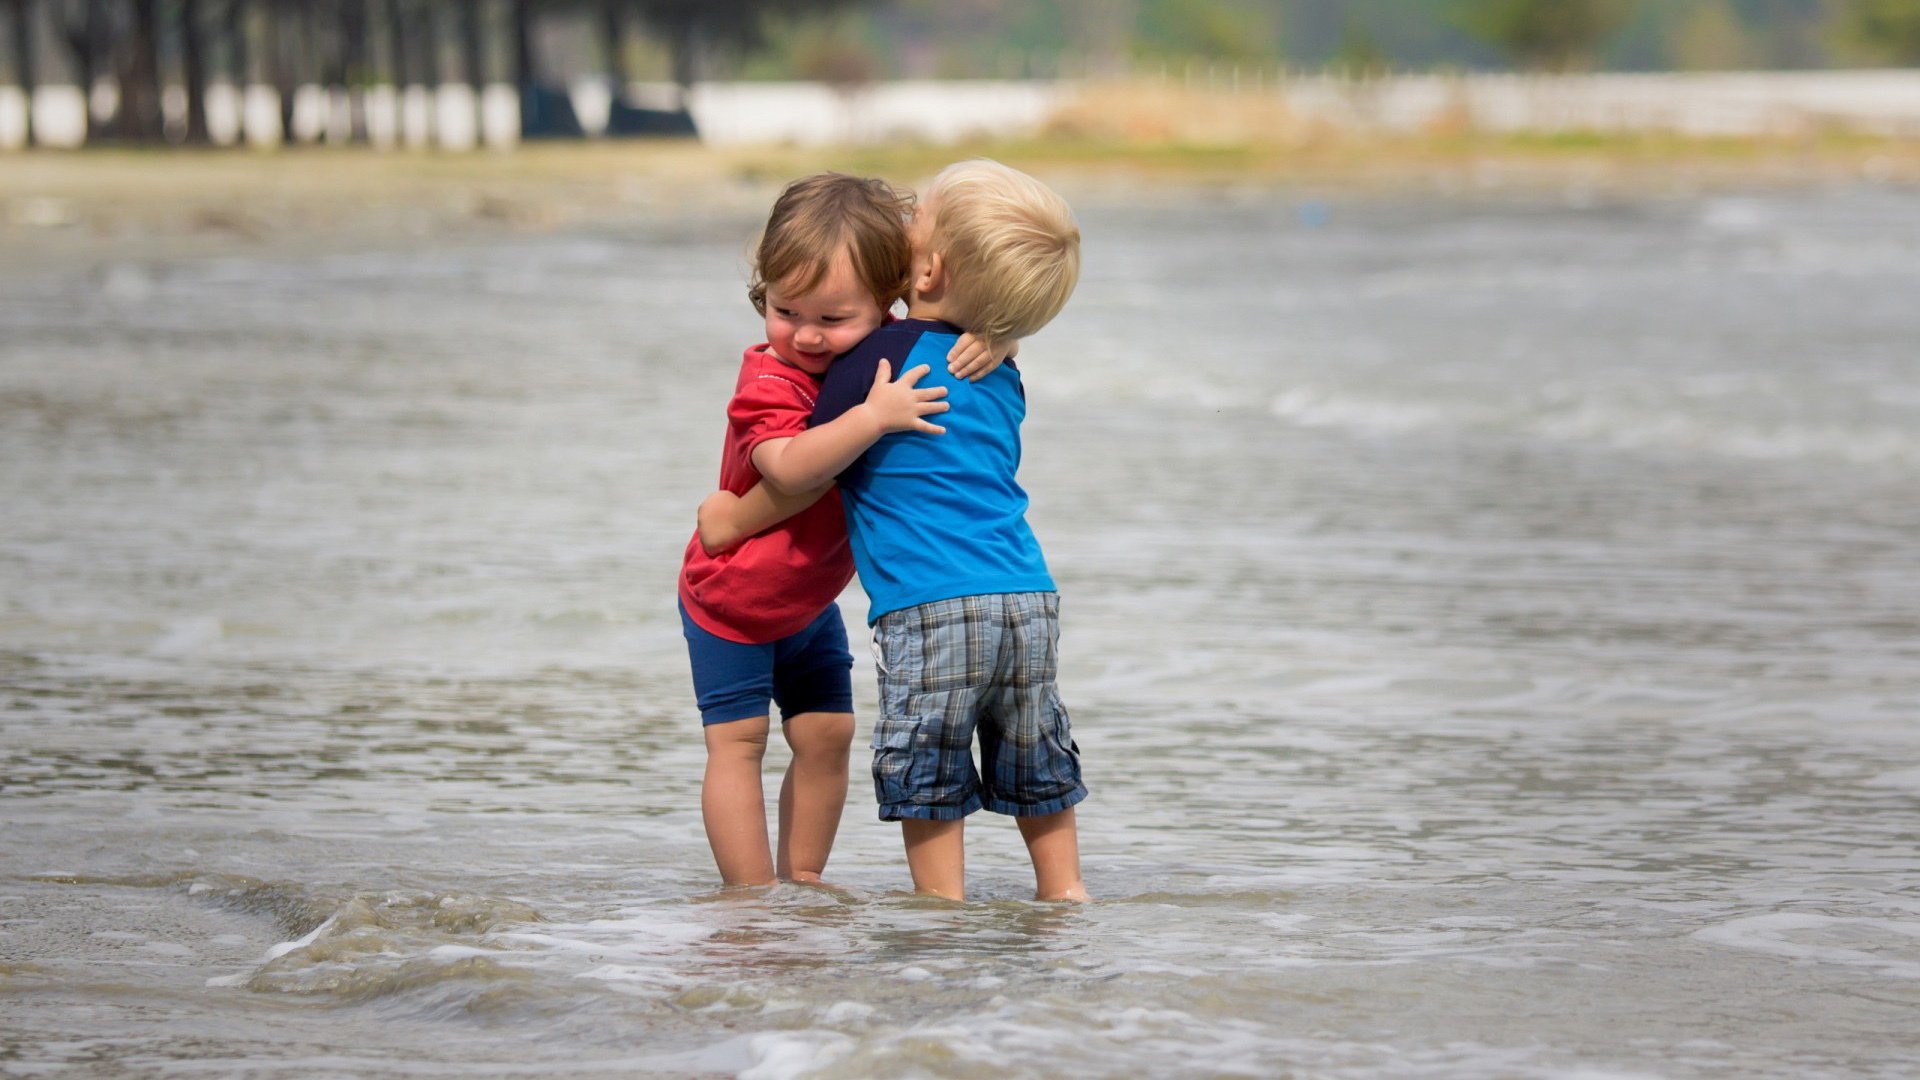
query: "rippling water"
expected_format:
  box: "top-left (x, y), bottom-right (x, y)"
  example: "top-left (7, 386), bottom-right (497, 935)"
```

top-left (4, 184), bottom-right (1919, 1078)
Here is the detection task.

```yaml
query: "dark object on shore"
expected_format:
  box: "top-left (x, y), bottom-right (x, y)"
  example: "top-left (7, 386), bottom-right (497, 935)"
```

top-left (605, 99), bottom-right (697, 138)
top-left (520, 84), bottom-right (585, 140)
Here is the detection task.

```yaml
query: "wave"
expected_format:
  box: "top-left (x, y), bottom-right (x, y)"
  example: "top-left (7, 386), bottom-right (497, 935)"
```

top-left (1264, 384), bottom-right (1920, 466)
top-left (1694, 913), bottom-right (1920, 980)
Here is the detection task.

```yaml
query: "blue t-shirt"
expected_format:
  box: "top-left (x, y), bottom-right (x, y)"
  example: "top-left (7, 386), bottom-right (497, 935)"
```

top-left (812, 319), bottom-right (1054, 623)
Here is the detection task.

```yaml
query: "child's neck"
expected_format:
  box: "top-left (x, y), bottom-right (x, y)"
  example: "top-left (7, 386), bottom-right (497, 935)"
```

top-left (905, 296), bottom-right (966, 328)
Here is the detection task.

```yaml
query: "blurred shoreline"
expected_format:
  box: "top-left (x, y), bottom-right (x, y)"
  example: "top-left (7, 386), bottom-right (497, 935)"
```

top-left (6, 131), bottom-right (1918, 276)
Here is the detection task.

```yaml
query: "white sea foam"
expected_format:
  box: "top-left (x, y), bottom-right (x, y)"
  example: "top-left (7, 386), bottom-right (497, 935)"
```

top-left (1862, 768), bottom-right (1920, 793)
top-left (737, 1031), bottom-right (855, 1080)
top-left (1259, 382), bottom-right (1920, 466)
top-left (263, 913), bottom-right (338, 961)
top-left (1693, 914), bottom-right (1920, 979)
top-left (148, 616), bottom-right (224, 658)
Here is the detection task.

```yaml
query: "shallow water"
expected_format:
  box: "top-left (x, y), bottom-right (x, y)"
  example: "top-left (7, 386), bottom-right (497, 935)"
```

top-left (3, 184), bottom-right (1919, 1078)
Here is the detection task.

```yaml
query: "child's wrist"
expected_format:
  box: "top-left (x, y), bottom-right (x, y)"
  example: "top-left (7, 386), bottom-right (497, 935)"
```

top-left (850, 401), bottom-right (893, 436)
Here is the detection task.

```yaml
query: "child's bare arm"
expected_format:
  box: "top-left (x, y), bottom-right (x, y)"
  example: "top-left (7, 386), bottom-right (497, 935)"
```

top-left (752, 359), bottom-right (948, 494)
top-left (947, 334), bottom-right (1020, 382)
top-left (696, 483), bottom-right (830, 555)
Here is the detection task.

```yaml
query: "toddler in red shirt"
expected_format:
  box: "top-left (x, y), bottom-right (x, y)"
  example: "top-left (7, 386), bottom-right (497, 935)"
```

top-left (677, 173), bottom-right (951, 888)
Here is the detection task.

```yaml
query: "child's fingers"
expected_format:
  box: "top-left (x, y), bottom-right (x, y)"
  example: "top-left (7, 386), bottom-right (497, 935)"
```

top-left (914, 419), bottom-right (948, 435)
top-left (916, 385), bottom-right (949, 401)
top-left (871, 358), bottom-right (894, 386)
top-left (916, 399), bottom-right (951, 415)
top-left (895, 363), bottom-right (933, 386)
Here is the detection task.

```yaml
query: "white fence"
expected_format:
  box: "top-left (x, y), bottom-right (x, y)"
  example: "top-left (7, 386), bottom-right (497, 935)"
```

top-left (1275, 71), bottom-right (1920, 138)
top-left (680, 71), bottom-right (1920, 144)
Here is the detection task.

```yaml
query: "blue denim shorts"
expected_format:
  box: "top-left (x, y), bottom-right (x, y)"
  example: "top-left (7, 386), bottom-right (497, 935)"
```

top-left (869, 592), bottom-right (1087, 821)
top-left (680, 599), bottom-right (854, 726)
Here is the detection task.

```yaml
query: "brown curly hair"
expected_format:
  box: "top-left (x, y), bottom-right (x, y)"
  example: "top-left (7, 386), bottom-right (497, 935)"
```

top-left (747, 173), bottom-right (913, 317)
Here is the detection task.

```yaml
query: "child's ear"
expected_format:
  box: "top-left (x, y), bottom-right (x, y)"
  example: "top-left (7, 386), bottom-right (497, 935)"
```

top-left (918, 251), bottom-right (946, 297)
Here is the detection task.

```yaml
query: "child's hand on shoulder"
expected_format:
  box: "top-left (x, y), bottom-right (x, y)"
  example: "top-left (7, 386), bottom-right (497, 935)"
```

top-left (862, 359), bottom-right (949, 435)
top-left (947, 334), bottom-right (1019, 382)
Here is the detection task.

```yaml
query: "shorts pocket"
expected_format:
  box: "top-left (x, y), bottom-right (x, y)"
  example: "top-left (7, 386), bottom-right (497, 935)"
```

top-left (1035, 689), bottom-right (1084, 797)
top-left (870, 713), bottom-right (922, 810)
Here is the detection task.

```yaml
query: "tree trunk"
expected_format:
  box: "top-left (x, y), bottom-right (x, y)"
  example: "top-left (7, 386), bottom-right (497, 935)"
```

top-left (675, 21), bottom-right (698, 109)
top-left (273, 0), bottom-right (296, 135)
top-left (121, 0), bottom-right (163, 140)
top-left (600, 0), bottom-right (626, 92)
top-left (182, 0), bottom-right (209, 142)
top-left (61, 0), bottom-right (105, 138)
top-left (338, 0), bottom-right (363, 84)
top-left (7, 0), bottom-right (34, 145)
top-left (460, 0), bottom-right (483, 89)
top-left (511, 0), bottom-right (532, 89)
top-left (226, 0), bottom-right (247, 88)
top-left (388, 0), bottom-right (409, 89)
top-left (417, 0), bottom-right (438, 87)
top-left (309, 0), bottom-right (331, 85)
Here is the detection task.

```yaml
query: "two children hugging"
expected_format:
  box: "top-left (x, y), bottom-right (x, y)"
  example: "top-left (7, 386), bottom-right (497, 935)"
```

top-left (676, 160), bottom-right (1087, 902)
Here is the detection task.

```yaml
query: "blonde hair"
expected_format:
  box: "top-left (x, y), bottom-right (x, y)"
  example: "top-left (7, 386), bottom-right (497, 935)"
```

top-left (748, 173), bottom-right (913, 316)
top-left (923, 159), bottom-right (1081, 344)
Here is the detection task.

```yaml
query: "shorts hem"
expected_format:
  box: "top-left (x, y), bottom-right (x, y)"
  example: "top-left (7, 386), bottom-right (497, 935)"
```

top-left (781, 696), bottom-right (855, 722)
top-left (979, 784), bottom-right (1087, 818)
top-left (877, 795), bottom-right (983, 822)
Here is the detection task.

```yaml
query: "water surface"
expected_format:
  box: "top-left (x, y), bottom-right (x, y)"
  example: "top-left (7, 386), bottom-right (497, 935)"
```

top-left (3, 184), bottom-right (1918, 1078)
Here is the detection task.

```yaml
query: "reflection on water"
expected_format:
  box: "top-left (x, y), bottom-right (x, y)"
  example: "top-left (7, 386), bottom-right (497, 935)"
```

top-left (3, 187), bottom-right (1919, 1078)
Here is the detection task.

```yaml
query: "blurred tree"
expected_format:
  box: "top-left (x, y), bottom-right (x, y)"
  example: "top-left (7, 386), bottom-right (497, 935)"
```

top-left (1832, 0), bottom-right (1920, 63)
top-left (1672, 0), bottom-right (1755, 69)
top-left (1332, 15), bottom-right (1390, 73)
top-left (788, 19), bottom-right (879, 88)
top-left (111, 0), bottom-right (162, 139)
top-left (1451, 0), bottom-right (1638, 71)
top-left (55, 0), bottom-right (107, 138)
top-left (630, 0), bottom-right (868, 90)
top-left (181, 0), bottom-right (209, 141)
top-left (1063, 0), bottom-right (1131, 76)
top-left (460, 0), bottom-right (486, 87)
top-left (1134, 0), bottom-right (1276, 65)
top-left (599, 0), bottom-right (629, 85)
top-left (2, 0), bottom-right (32, 144)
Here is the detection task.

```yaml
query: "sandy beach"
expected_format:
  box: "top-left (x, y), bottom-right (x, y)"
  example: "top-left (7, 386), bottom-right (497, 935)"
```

top-left (6, 131), bottom-right (1919, 276)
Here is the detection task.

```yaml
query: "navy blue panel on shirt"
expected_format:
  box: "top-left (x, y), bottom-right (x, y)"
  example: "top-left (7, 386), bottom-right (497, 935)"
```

top-left (811, 320), bottom-right (940, 431)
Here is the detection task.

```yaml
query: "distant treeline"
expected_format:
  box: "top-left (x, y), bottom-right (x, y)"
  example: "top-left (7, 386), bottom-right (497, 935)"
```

top-left (761, 0), bottom-right (1920, 79)
top-left (2, 0), bottom-right (1917, 149)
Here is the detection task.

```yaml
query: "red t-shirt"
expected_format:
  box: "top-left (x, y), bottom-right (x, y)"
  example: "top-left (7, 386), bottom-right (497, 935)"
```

top-left (678, 345), bottom-right (855, 644)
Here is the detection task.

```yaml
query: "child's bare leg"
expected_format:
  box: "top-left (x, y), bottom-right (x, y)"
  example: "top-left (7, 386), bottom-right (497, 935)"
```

top-left (776, 710), bottom-right (853, 882)
top-left (702, 717), bottom-right (775, 886)
top-left (900, 818), bottom-right (966, 900)
top-left (1017, 807), bottom-right (1090, 902)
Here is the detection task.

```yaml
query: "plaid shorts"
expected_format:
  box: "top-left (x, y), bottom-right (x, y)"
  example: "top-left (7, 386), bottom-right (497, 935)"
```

top-left (870, 592), bottom-right (1087, 822)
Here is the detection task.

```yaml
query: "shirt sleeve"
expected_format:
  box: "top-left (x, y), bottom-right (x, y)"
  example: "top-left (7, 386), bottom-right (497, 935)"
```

top-left (729, 368), bottom-right (817, 468)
